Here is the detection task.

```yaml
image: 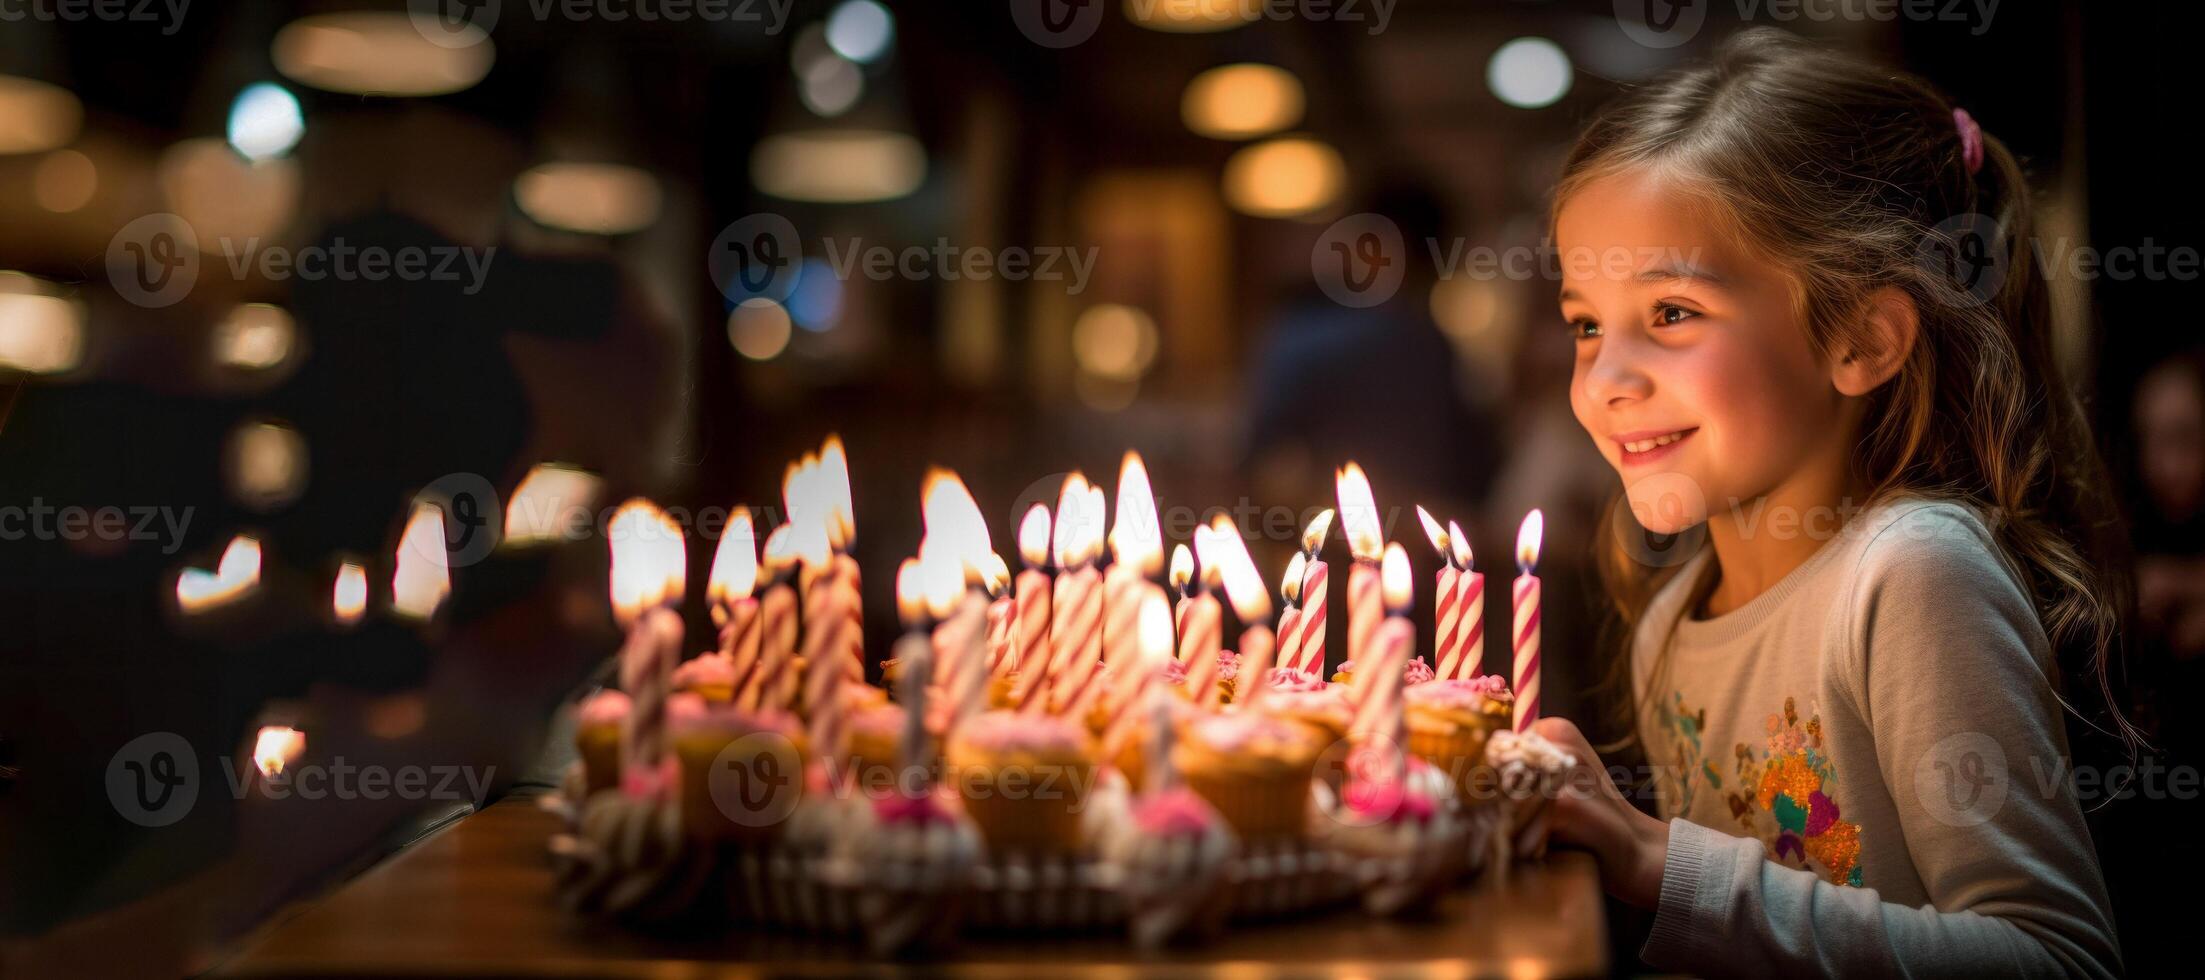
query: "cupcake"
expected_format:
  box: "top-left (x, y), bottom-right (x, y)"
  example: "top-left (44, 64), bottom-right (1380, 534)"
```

top-left (1324, 760), bottom-right (1468, 916)
top-left (1173, 713), bottom-right (1326, 840)
top-left (574, 690), bottom-right (630, 797)
top-left (669, 702), bottom-right (806, 844)
top-left (946, 710), bottom-right (1097, 856)
top-left (1402, 656), bottom-right (1435, 686)
top-left (1487, 729), bottom-right (1577, 864)
top-left (839, 790), bottom-right (982, 955)
top-left (846, 703), bottom-right (910, 796)
top-left (1105, 787), bottom-right (1238, 948)
top-left (672, 654), bottom-right (739, 702)
top-left (1403, 676), bottom-right (1513, 808)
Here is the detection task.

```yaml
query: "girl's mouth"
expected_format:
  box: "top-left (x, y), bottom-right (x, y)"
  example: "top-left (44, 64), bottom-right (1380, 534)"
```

top-left (1615, 427), bottom-right (1698, 465)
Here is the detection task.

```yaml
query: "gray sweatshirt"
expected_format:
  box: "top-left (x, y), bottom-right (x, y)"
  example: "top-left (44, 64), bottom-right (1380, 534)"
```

top-left (1629, 497), bottom-right (2121, 977)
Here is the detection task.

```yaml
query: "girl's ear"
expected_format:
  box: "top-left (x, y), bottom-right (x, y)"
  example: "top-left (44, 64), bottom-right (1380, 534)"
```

top-left (1832, 286), bottom-right (1919, 396)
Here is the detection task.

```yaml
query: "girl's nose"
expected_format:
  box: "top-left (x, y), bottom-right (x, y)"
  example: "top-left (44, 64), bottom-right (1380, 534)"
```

top-left (1584, 331), bottom-right (1655, 407)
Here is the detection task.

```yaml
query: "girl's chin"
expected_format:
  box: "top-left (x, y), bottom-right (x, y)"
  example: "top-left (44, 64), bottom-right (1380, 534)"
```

top-left (1622, 470), bottom-right (1711, 534)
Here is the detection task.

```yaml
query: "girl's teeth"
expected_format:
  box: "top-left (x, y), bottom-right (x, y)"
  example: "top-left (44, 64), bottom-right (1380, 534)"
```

top-left (1624, 431), bottom-right (1687, 453)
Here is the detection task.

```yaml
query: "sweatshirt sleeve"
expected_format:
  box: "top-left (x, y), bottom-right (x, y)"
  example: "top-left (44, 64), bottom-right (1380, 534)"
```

top-left (1640, 504), bottom-right (2121, 978)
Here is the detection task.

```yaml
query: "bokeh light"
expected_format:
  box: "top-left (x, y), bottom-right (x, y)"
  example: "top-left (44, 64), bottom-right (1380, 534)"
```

top-left (1487, 37), bottom-right (1573, 109)
top-left (826, 1), bottom-right (895, 63)
top-left (273, 13), bottom-right (493, 97)
top-left (752, 130), bottom-right (925, 203)
top-left (227, 82), bottom-right (304, 161)
top-left (226, 420), bottom-right (310, 511)
top-left (0, 272), bottom-right (84, 375)
top-left (513, 162), bottom-right (663, 236)
top-left (1182, 63), bottom-right (1303, 140)
top-left (31, 148), bottom-right (96, 212)
top-left (0, 75), bottom-right (82, 155)
top-left (214, 303), bottom-right (298, 372)
top-left (1126, 0), bottom-right (1256, 33)
top-left (1071, 304), bottom-right (1160, 382)
top-left (800, 54), bottom-right (865, 117)
top-left (728, 297), bottom-right (793, 361)
top-left (1222, 136), bottom-right (1346, 218)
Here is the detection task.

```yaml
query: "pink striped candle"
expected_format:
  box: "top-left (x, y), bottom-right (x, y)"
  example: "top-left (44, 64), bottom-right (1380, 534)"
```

top-left (1512, 510), bottom-right (1543, 732)
top-left (1416, 507), bottom-right (1464, 681)
top-left (1292, 551), bottom-right (1329, 674)
top-left (1449, 520), bottom-right (1485, 681)
top-left (1101, 591), bottom-right (1173, 759)
top-left (1346, 544), bottom-right (1414, 750)
top-left (1335, 466), bottom-right (1384, 672)
top-left (1009, 504), bottom-right (1055, 709)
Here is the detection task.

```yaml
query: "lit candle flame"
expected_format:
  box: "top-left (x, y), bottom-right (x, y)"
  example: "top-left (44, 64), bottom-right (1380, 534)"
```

top-left (1052, 473), bottom-right (1093, 570)
top-left (1018, 503), bottom-right (1052, 569)
top-left (1415, 505), bottom-right (1450, 564)
top-left (1448, 519), bottom-right (1474, 570)
top-left (896, 556), bottom-right (926, 626)
top-left (1111, 450), bottom-right (1162, 576)
top-left (1301, 508), bottom-right (1335, 557)
top-left (1516, 509), bottom-right (1544, 573)
top-left (1334, 464), bottom-right (1383, 562)
top-left (1084, 484), bottom-right (1108, 567)
top-left (819, 434), bottom-right (855, 550)
top-left (1198, 515), bottom-right (1271, 624)
top-left (391, 503), bottom-right (450, 621)
top-left (980, 552), bottom-right (1011, 597)
top-left (921, 467), bottom-right (992, 571)
top-left (253, 725), bottom-right (305, 778)
top-left (1281, 550), bottom-right (1307, 605)
top-left (1169, 543), bottom-right (1194, 593)
top-left (177, 534), bottom-right (263, 612)
top-left (761, 523), bottom-right (796, 581)
top-left (503, 463), bottom-right (600, 547)
top-left (1139, 588), bottom-right (1173, 665)
top-left (608, 498), bottom-right (684, 627)
top-left (218, 535), bottom-right (262, 587)
top-left (1381, 541), bottom-right (1413, 612)
top-left (333, 561), bottom-right (368, 625)
top-left (922, 547), bottom-right (964, 621)
top-left (707, 506), bottom-right (758, 606)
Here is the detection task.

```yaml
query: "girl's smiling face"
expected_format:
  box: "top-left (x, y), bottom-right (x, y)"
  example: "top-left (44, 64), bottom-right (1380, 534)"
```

top-left (1557, 171), bottom-right (1852, 534)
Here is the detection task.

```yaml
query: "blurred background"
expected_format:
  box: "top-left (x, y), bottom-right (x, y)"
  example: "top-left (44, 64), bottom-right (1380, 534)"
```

top-left (2, 0), bottom-right (2200, 973)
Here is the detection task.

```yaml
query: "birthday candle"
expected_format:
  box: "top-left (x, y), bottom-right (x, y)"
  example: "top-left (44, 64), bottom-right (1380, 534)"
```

top-left (1009, 503), bottom-right (1055, 707)
top-left (1202, 515), bottom-right (1276, 709)
top-left (1178, 527), bottom-right (1225, 709)
top-left (608, 500), bottom-right (686, 795)
top-left (1046, 475), bottom-right (1105, 716)
top-left (744, 524), bottom-right (801, 711)
top-left (1335, 464), bottom-right (1385, 671)
top-left (1449, 519), bottom-right (1485, 681)
top-left (1512, 510), bottom-right (1544, 733)
top-left (709, 507), bottom-right (764, 697)
top-left (1271, 550), bottom-right (1305, 677)
top-left (1102, 590), bottom-right (1174, 762)
top-left (1347, 544), bottom-right (1414, 764)
top-left (981, 553), bottom-right (1014, 671)
top-left (1283, 510), bottom-right (1332, 674)
top-left (1417, 506), bottom-right (1464, 682)
top-left (1104, 451), bottom-right (1165, 670)
top-left (892, 558), bottom-right (934, 773)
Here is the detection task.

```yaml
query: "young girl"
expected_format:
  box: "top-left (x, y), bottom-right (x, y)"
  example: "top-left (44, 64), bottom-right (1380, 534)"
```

top-left (1534, 29), bottom-right (2132, 977)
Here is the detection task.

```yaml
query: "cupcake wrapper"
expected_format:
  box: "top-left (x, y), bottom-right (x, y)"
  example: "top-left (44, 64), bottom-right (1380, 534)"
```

top-left (1222, 836), bottom-right (1356, 921)
top-left (1182, 769), bottom-right (1313, 841)
top-left (968, 853), bottom-right (1125, 931)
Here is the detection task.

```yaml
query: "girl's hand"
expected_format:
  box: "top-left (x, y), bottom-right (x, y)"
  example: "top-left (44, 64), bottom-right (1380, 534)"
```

top-left (1530, 717), bottom-right (1672, 909)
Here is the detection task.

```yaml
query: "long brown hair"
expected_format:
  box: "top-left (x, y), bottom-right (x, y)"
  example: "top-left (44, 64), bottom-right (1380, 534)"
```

top-left (1556, 29), bottom-right (2142, 761)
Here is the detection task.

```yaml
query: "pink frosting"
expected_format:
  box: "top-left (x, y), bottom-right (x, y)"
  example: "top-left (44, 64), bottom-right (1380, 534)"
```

top-left (1403, 657), bottom-right (1435, 686)
top-left (577, 689), bottom-right (631, 726)
top-left (1162, 658), bottom-right (1187, 685)
top-left (874, 790), bottom-right (956, 826)
top-left (672, 654), bottom-right (737, 688)
top-left (1264, 667), bottom-right (1327, 693)
top-left (671, 702), bottom-right (798, 737)
top-left (1189, 712), bottom-right (1305, 752)
top-left (620, 756), bottom-right (678, 800)
top-left (666, 691), bottom-right (708, 725)
top-left (1405, 676), bottom-right (1512, 711)
top-left (1343, 779), bottom-right (1437, 823)
top-left (1216, 649), bottom-right (1242, 683)
top-left (1133, 787), bottom-right (1218, 836)
top-left (955, 709), bottom-right (1086, 753)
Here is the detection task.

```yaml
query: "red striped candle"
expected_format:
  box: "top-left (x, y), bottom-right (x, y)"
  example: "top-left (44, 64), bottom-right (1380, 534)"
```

top-left (1512, 510), bottom-right (1543, 732)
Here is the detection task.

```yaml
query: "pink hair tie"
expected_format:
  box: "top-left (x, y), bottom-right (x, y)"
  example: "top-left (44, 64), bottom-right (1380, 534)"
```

top-left (1953, 108), bottom-right (1984, 175)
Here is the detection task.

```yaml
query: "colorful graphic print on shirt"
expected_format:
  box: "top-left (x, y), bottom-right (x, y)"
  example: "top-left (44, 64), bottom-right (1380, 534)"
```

top-left (1656, 693), bottom-right (1865, 887)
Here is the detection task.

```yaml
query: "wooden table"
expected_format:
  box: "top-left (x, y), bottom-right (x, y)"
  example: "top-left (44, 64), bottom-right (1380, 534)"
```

top-left (219, 792), bottom-right (1609, 977)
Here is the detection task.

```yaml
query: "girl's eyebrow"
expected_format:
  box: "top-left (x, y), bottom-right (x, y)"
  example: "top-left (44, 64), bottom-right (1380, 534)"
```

top-left (1636, 260), bottom-right (1727, 285)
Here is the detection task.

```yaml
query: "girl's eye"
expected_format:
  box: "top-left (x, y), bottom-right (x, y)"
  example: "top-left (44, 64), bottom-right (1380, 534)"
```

top-left (1568, 318), bottom-right (1602, 341)
top-left (1655, 304), bottom-right (1699, 326)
